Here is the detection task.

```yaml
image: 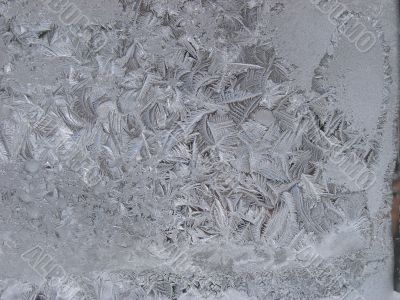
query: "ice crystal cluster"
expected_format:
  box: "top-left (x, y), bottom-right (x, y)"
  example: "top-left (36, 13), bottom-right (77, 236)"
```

top-left (0, 0), bottom-right (398, 299)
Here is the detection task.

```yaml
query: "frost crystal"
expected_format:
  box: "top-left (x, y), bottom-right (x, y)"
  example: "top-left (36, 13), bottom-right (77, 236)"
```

top-left (0, 0), bottom-right (398, 299)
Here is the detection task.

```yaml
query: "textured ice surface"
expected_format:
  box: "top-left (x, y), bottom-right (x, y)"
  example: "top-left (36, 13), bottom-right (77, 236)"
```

top-left (0, 0), bottom-right (398, 299)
